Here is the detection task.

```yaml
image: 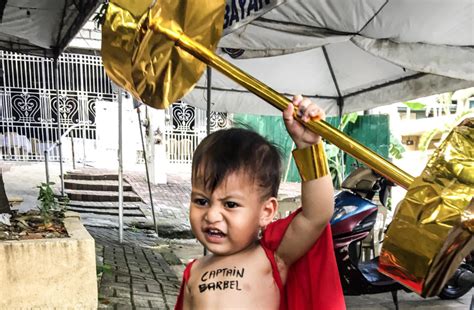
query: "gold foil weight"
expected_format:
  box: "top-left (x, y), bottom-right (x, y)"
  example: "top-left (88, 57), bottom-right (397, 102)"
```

top-left (379, 118), bottom-right (474, 297)
top-left (102, 0), bottom-right (225, 109)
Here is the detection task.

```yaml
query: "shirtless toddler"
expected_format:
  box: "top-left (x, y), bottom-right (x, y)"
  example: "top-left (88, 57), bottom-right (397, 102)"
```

top-left (175, 95), bottom-right (345, 309)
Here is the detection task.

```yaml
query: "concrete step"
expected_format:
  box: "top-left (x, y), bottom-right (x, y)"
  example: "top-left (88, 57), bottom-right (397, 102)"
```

top-left (67, 200), bottom-right (144, 210)
top-left (64, 179), bottom-right (132, 192)
top-left (66, 206), bottom-right (146, 217)
top-left (79, 214), bottom-right (151, 229)
top-left (64, 173), bottom-right (119, 181)
top-left (65, 189), bottom-right (142, 202)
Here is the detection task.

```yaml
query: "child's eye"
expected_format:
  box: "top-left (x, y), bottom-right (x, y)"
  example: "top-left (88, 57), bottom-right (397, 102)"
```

top-left (225, 201), bottom-right (239, 209)
top-left (194, 198), bottom-right (209, 206)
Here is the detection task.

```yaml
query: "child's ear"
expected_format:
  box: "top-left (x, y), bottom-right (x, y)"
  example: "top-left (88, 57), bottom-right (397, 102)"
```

top-left (259, 197), bottom-right (278, 227)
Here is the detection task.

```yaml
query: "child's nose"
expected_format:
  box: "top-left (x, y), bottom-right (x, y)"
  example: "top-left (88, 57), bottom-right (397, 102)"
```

top-left (204, 205), bottom-right (223, 223)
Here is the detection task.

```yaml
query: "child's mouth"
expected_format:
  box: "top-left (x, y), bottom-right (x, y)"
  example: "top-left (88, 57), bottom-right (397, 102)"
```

top-left (205, 228), bottom-right (226, 240)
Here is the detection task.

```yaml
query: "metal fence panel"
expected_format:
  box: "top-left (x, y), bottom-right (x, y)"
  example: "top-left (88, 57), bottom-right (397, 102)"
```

top-left (1, 51), bottom-right (229, 166)
top-left (0, 51), bottom-right (115, 162)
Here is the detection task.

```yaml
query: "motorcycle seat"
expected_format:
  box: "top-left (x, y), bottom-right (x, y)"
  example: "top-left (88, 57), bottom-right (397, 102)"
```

top-left (359, 257), bottom-right (398, 286)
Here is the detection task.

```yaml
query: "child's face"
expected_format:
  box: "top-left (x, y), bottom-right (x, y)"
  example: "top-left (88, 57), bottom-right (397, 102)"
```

top-left (190, 171), bottom-right (275, 256)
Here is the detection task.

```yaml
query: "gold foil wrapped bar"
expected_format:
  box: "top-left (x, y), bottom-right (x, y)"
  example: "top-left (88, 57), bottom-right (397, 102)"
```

top-left (292, 143), bottom-right (329, 181)
top-left (101, 0), bottom-right (414, 190)
top-left (379, 118), bottom-right (474, 297)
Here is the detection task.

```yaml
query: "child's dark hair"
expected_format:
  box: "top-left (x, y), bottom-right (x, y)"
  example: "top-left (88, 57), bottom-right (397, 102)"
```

top-left (192, 128), bottom-right (282, 199)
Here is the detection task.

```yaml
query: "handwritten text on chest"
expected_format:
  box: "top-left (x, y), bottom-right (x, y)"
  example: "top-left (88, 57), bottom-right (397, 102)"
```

top-left (199, 267), bottom-right (245, 293)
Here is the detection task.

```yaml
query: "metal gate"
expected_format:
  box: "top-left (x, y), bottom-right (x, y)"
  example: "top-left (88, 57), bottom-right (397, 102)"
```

top-left (165, 101), bottom-right (230, 165)
top-left (0, 51), bottom-right (229, 165)
top-left (0, 51), bottom-right (115, 162)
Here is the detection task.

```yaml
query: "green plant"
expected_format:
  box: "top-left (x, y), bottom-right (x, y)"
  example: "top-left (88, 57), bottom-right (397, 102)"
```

top-left (326, 112), bottom-right (359, 188)
top-left (403, 101), bottom-right (426, 111)
top-left (386, 196), bottom-right (392, 211)
top-left (37, 182), bottom-right (67, 223)
top-left (96, 264), bottom-right (112, 276)
top-left (128, 223), bottom-right (140, 232)
top-left (325, 143), bottom-right (343, 188)
top-left (389, 133), bottom-right (405, 160)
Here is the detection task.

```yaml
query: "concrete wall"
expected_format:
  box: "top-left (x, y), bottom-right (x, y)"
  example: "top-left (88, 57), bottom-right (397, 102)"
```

top-left (0, 213), bottom-right (97, 309)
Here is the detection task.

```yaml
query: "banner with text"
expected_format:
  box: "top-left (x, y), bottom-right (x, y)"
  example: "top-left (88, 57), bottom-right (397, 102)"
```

top-left (223, 0), bottom-right (286, 36)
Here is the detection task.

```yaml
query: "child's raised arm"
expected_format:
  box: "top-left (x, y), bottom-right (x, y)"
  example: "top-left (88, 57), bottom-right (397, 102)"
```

top-left (275, 95), bottom-right (335, 267)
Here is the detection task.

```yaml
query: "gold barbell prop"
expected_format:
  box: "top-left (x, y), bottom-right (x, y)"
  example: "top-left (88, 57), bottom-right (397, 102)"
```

top-left (102, 1), bottom-right (473, 297)
top-left (102, 0), bottom-right (414, 190)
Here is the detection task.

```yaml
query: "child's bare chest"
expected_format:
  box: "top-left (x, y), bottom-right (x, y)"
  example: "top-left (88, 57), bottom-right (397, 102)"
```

top-left (187, 247), bottom-right (281, 309)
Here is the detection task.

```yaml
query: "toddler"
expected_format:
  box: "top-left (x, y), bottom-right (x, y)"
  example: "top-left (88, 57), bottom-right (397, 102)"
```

top-left (175, 95), bottom-right (345, 309)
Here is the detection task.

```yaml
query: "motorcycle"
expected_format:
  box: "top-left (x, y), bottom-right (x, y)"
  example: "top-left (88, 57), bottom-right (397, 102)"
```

top-left (330, 167), bottom-right (473, 309)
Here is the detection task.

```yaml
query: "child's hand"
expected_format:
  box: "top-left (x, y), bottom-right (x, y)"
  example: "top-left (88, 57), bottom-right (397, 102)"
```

top-left (283, 95), bottom-right (325, 149)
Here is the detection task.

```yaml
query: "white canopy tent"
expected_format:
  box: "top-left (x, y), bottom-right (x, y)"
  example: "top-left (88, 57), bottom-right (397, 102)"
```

top-left (0, 0), bottom-right (101, 197)
top-left (0, 0), bottom-right (100, 58)
top-left (185, 0), bottom-right (474, 116)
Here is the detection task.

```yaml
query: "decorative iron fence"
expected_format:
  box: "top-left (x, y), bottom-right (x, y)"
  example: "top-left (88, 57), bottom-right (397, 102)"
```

top-left (0, 51), bottom-right (114, 162)
top-left (0, 51), bottom-right (229, 165)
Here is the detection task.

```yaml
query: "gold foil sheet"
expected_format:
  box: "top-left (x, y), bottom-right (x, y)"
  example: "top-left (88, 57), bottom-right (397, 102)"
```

top-left (102, 0), bottom-right (225, 109)
top-left (379, 118), bottom-right (474, 297)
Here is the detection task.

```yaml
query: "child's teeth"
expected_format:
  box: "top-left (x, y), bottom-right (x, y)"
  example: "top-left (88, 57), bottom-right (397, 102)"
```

top-left (208, 229), bottom-right (223, 235)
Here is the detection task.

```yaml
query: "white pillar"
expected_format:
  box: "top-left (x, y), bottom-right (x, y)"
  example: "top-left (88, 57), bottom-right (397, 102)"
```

top-left (117, 90), bottom-right (124, 243)
top-left (147, 108), bottom-right (168, 184)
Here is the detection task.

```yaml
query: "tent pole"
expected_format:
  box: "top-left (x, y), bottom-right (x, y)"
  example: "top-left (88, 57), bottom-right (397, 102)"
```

top-left (53, 58), bottom-right (65, 196)
top-left (206, 66), bottom-right (211, 136)
top-left (136, 105), bottom-right (159, 236)
top-left (322, 45), bottom-right (344, 125)
top-left (118, 89), bottom-right (124, 243)
top-left (322, 46), bottom-right (342, 99)
top-left (337, 97), bottom-right (346, 180)
top-left (323, 47), bottom-right (346, 180)
top-left (337, 97), bottom-right (344, 119)
top-left (203, 65), bottom-right (212, 257)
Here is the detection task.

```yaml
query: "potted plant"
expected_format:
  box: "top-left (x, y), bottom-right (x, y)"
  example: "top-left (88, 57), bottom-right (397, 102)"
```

top-left (0, 182), bottom-right (98, 309)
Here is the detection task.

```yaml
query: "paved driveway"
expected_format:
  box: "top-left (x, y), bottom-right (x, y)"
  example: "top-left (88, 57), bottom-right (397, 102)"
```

top-left (345, 291), bottom-right (472, 309)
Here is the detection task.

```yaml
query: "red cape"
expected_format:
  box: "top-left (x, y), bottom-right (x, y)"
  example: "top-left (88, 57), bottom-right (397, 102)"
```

top-left (261, 209), bottom-right (345, 309)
